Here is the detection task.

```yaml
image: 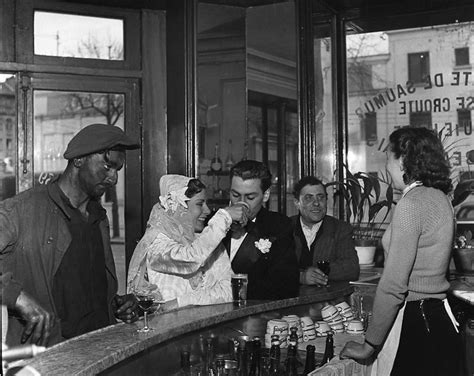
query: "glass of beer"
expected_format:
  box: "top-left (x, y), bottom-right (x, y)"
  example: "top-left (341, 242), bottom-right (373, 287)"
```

top-left (231, 274), bottom-right (248, 307)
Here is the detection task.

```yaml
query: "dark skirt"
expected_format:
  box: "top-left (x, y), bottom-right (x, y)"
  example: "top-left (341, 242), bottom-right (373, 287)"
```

top-left (390, 298), bottom-right (463, 376)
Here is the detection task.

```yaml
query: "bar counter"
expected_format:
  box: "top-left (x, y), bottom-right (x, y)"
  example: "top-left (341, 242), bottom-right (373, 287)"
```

top-left (18, 282), bottom-right (354, 375)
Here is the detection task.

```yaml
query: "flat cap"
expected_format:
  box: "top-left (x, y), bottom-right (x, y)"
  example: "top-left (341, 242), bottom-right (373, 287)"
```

top-left (64, 123), bottom-right (140, 160)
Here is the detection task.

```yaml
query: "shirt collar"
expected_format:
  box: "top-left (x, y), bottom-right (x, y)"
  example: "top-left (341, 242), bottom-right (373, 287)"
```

top-left (402, 181), bottom-right (423, 198)
top-left (300, 216), bottom-right (323, 231)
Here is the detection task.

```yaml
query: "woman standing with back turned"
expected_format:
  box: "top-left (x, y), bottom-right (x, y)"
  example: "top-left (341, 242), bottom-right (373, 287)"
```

top-left (341, 127), bottom-right (462, 376)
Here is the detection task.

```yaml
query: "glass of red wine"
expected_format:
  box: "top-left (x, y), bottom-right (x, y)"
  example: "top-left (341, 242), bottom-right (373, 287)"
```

top-left (136, 294), bottom-right (156, 333)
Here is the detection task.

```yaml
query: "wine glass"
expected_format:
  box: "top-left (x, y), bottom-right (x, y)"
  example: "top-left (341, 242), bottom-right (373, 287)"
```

top-left (136, 294), bottom-right (157, 333)
top-left (317, 260), bottom-right (331, 286)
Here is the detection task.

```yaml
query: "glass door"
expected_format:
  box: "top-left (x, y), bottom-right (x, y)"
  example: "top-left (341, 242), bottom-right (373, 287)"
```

top-left (0, 73), bottom-right (17, 202)
top-left (19, 73), bottom-right (141, 294)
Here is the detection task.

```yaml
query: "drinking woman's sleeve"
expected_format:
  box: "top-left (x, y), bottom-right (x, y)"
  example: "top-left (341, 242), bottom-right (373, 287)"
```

top-left (146, 209), bottom-right (232, 275)
top-left (176, 247), bottom-right (233, 306)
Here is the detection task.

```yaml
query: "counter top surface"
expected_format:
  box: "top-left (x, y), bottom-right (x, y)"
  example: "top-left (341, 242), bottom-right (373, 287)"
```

top-left (20, 282), bottom-right (353, 376)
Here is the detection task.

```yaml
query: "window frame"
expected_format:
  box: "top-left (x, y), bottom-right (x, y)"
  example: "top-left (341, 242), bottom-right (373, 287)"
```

top-left (15, 0), bottom-right (140, 70)
top-left (408, 51), bottom-right (430, 84)
top-left (457, 108), bottom-right (471, 134)
top-left (454, 47), bottom-right (470, 66)
top-left (409, 111), bottom-right (432, 128)
top-left (361, 112), bottom-right (377, 142)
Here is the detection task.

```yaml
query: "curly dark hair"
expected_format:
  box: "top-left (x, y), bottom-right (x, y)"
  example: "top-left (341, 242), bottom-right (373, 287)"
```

top-left (230, 160), bottom-right (272, 192)
top-left (293, 176), bottom-right (326, 199)
top-left (389, 127), bottom-right (452, 194)
top-left (185, 178), bottom-right (206, 198)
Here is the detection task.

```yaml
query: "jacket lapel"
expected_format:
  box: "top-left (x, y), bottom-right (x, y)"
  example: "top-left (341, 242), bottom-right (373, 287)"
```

top-left (223, 232), bottom-right (231, 256)
top-left (311, 216), bottom-right (334, 262)
top-left (294, 216), bottom-right (309, 260)
top-left (231, 218), bottom-right (262, 272)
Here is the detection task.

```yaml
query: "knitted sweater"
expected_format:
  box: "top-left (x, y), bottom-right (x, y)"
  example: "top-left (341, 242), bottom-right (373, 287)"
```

top-left (365, 185), bottom-right (454, 346)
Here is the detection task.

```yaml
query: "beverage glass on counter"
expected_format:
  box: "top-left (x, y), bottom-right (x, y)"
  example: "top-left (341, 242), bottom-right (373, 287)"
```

top-left (231, 273), bottom-right (248, 307)
top-left (136, 294), bottom-right (157, 333)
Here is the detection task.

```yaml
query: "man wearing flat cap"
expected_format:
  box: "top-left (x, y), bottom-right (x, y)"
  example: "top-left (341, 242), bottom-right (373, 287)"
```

top-left (0, 123), bottom-right (140, 347)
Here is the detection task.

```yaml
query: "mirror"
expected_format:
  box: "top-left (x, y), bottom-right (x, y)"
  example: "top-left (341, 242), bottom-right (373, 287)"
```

top-left (196, 1), bottom-right (298, 215)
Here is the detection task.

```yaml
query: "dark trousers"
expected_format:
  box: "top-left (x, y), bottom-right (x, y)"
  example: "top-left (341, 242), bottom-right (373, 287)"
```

top-left (391, 299), bottom-right (463, 376)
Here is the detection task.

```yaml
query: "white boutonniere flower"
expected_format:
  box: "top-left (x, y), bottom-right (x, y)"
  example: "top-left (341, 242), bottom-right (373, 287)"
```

top-left (255, 238), bottom-right (272, 254)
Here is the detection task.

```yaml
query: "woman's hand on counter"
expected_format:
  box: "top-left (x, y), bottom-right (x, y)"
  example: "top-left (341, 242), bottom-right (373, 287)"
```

top-left (340, 340), bottom-right (375, 360)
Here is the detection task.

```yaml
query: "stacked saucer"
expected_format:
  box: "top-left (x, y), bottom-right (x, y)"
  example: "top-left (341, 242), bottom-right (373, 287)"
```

top-left (300, 316), bottom-right (316, 342)
top-left (265, 319), bottom-right (289, 348)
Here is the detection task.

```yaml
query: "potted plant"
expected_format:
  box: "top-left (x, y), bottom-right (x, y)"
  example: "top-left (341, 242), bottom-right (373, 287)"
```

top-left (327, 165), bottom-right (395, 265)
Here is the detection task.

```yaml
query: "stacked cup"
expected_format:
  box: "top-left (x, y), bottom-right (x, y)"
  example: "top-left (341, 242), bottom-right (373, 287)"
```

top-left (345, 319), bottom-right (365, 334)
top-left (314, 320), bottom-right (332, 337)
top-left (300, 316), bottom-right (316, 342)
top-left (281, 315), bottom-right (303, 343)
top-left (265, 319), bottom-right (289, 348)
top-left (321, 304), bottom-right (345, 333)
top-left (335, 301), bottom-right (354, 322)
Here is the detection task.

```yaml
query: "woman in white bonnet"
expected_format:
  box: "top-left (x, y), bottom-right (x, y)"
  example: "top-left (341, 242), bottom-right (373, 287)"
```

top-left (127, 174), bottom-right (248, 310)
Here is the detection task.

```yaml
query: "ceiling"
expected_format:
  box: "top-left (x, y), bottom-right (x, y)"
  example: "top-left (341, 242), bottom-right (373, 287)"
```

top-left (323, 0), bottom-right (474, 33)
top-left (58, 0), bottom-right (474, 32)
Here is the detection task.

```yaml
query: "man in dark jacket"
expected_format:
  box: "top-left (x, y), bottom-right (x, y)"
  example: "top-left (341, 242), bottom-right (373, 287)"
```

top-left (1, 123), bottom-right (140, 347)
top-left (291, 176), bottom-right (359, 286)
top-left (224, 160), bottom-right (299, 300)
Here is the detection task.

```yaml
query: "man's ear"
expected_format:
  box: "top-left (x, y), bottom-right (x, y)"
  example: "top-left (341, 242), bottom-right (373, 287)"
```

top-left (263, 188), bottom-right (271, 203)
top-left (73, 157), bottom-right (84, 168)
top-left (293, 198), bottom-right (300, 211)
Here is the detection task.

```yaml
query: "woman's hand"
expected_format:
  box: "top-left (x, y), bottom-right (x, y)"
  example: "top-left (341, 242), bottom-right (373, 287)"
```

top-left (340, 340), bottom-right (375, 360)
top-left (224, 202), bottom-right (249, 226)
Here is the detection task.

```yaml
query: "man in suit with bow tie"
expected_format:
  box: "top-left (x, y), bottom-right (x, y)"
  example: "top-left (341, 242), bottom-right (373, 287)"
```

top-left (290, 176), bottom-right (360, 286)
top-left (225, 160), bottom-right (299, 300)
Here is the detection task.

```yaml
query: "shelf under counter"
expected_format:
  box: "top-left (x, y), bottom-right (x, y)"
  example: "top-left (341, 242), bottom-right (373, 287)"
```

top-left (17, 283), bottom-right (353, 376)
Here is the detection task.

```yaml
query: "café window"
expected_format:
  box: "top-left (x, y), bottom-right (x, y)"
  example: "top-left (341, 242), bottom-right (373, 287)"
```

top-left (348, 63), bottom-right (373, 94)
top-left (410, 111), bottom-right (432, 128)
top-left (408, 52), bottom-right (430, 83)
top-left (361, 112), bottom-right (377, 142)
top-left (458, 109), bottom-right (472, 134)
top-left (0, 74), bottom-right (16, 201)
top-left (34, 11), bottom-right (124, 60)
top-left (346, 22), bottom-right (472, 212)
top-left (9, 2), bottom-right (140, 69)
top-left (455, 47), bottom-right (470, 66)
